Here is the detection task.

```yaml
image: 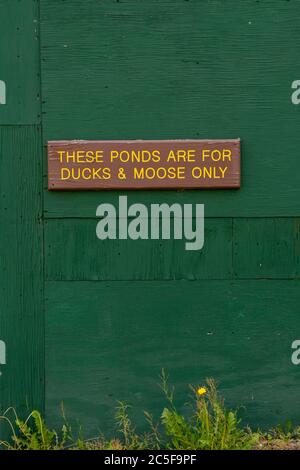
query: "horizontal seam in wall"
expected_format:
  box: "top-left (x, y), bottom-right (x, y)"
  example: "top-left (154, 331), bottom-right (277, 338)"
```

top-left (44, 278), bottom-right (300, 283)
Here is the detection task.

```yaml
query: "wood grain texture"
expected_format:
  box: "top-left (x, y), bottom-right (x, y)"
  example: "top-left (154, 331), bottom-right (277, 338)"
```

top-left (45, 279), bottom-right (300, 435)
top-left (0, 0), bottom-right (40, 125)
top-left (234, 218), bottom-right (300, 279)
top-left (45, 217), bottom-right (300, 281)
top-left (45, 218), bottom-right (233, 280)
top-left (41, 0), bottom-right (300, 217)
top-left (0, 127), bottom-right (43, 422)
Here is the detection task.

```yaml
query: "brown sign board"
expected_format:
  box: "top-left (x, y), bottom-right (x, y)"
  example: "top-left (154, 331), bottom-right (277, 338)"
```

top-left (48, 139), bottom-right (240, 190)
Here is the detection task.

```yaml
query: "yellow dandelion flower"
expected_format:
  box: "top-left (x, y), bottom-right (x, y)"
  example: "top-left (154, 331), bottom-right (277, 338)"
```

top-left (197, 387), bottom-right (207, 396)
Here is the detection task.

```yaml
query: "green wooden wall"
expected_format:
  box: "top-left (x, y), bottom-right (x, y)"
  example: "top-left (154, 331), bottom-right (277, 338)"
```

top-left (1, 0), bottom-right (300, 438)
top-left (0, 0), bottom-right (43, 434)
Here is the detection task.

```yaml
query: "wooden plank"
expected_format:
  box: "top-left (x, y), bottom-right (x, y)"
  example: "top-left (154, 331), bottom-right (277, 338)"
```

top-left (47, 139), bottom-right (240, 190)
top-left (233, 218), bottom-right (300, 279)
top-left (45, 218), bottom-right (233, 281)
top-left (45, 279), bottom-right (300, 436)
top-left (46, 217), bottom-right (300, 281)
top-left (0, 126), bottom-right (43, 421)
top-left (0, 0), bottom-right (40, 124)
top-left (41, 0), bottom-right (300, 217)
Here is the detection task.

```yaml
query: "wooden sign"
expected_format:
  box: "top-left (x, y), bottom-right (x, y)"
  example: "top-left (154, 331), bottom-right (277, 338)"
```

top-left (48, 139), bottom-right (240, 190)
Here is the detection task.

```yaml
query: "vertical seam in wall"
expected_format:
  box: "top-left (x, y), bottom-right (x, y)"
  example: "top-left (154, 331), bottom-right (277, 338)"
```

top-left (37, 0), bottom-right (45, 416)
top-left (231, 217), bottom-right (234, 280)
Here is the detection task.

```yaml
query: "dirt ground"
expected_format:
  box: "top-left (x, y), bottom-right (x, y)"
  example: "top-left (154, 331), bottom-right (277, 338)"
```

top-left (256, 439), bottom-right (300, 450)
